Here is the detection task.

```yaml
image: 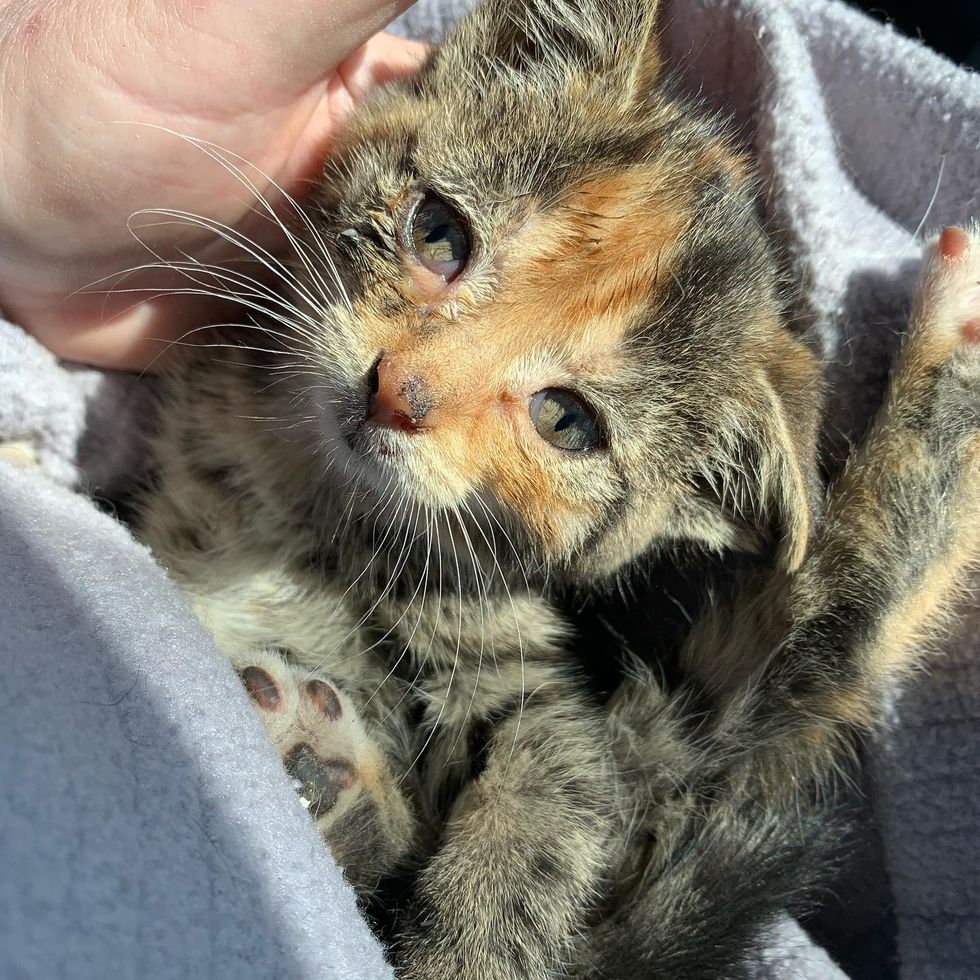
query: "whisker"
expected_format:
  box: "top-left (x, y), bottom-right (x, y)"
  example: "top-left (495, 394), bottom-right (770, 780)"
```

top-left (115, 123), bottom-right (350, 311)
top-left (401, 504), bottom-right (463, 783)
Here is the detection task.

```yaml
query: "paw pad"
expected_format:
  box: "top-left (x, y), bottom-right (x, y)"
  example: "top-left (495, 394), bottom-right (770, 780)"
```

top-left (306, 679), bottom-right (342, 720)
top-left (939, 226), bottom-right (969, 261)
top-left (232, 655), bottom-right (371, 828)
top-left (914, 224), bottom-right (980, 348)
top-left (962, 320), bottom-right (980, 344)
top-left (240, 666), bottom-right (281, 710)
top-left (283, 743), bottom-right (356, 817)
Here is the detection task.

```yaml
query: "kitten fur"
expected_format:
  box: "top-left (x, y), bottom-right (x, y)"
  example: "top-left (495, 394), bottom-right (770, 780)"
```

top-left (132, 0), bottom-right (980, 976)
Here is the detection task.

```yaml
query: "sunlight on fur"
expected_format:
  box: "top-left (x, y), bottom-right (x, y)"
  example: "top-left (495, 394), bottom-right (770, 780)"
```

top-left (103, 0), bottom-right (980, 976)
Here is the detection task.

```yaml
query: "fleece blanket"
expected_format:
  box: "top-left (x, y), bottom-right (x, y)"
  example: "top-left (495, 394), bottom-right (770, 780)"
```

top-left (1, 0), bottom-right (977, 977)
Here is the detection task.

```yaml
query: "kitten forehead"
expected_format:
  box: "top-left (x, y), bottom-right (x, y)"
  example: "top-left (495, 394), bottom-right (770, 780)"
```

top-left (329, 75), bottom-right (764, 374)
top-left (511, 167), bottom-right (692, 349)
top-left (338, 163), bottom-right (696, 381)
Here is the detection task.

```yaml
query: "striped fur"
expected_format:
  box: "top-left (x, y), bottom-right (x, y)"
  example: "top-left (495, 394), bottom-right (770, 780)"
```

top-left (132, 1), bottom-right (980, 976)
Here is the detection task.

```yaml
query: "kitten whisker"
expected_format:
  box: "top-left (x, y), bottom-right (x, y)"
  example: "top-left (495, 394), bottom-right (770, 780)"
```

top-left (902, 154), bottom-right (946, 261)
top-left (125, 209), bottom-right (328, 331)
top-left (357, 501), bottom-right (429, 665)
top-left (460, 499), bottom-right (527, 800)
top-left (442, 507), bottom-right (489, 765)
top-left (103, 252), bottom-right (325, 346)
top-left (126, 328), bottom-right (308, 378)
top-left (118, 124), bottom-right (351, 313)
top-left (365, 506), bottom-right (435, 710)
top-left (474, 496), bottom-right (533, 597)
top-left (307, 491), bottom-right (418, 677)
top-left (401, 505), bottom-right (465, 786)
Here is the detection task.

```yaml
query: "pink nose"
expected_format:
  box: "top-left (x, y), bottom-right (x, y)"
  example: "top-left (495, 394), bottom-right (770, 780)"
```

top-left (367, 356), bottom-right (432, 433)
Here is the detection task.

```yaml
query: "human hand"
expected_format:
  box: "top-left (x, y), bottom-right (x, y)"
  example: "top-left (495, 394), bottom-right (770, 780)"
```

top-left (0, 0), bottom-right (425, 370)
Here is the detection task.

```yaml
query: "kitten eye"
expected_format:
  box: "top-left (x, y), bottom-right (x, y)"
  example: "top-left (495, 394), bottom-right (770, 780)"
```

top-left (410, 194), bottom-right (470, 282)
top-left (529, 389), bottom-right (606, 452)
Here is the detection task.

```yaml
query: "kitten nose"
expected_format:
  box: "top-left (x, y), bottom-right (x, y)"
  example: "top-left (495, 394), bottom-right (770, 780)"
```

top-left (367, 355), bottom-right (433, 433)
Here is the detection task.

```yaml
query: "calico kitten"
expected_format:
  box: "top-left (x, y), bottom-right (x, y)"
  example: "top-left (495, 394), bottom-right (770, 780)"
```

top-left (133, 0), bottom-right (980, 976)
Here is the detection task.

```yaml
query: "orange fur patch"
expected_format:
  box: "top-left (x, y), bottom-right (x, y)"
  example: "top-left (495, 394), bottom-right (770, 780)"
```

top-left (697, 143), bottom-right (754, 188)
top-left (513, 168), bottom-right (690, 336)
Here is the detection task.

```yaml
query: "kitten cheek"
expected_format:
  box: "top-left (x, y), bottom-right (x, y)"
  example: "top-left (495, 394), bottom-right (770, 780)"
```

top-left (487, 457), bottom-right (593, 556)
top-left (522, 502), bottom-right (594, 558)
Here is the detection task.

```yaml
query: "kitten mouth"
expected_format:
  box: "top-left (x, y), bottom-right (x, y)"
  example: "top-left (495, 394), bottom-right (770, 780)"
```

top-left (373, 441), bottom-right (401, 459)
top-left (338, 419), bottom-right (465, 512)
top-left (348, 424), bottom-right (410, 466)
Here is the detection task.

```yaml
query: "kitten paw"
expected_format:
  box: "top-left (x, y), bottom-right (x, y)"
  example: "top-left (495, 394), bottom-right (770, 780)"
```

top-left (895, 221), bottom-right (980, 474)
top-left (914, 223), bottom-right (980, 348)
top-left (232, 650), bottom-right (417, 886)
top-left (235, 654), bottom-right (368, 826)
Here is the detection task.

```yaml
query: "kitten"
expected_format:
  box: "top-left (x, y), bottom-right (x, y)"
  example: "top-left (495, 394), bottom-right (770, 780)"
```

top-left (133, 0), bottom-right (980, 976)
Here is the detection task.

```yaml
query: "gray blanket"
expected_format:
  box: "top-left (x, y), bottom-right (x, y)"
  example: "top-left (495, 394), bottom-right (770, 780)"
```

top-left (1, 0), bottom-right (978, 977)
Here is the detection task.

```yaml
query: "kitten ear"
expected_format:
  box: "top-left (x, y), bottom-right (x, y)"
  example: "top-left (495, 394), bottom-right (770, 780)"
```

top-left (449, 0), bottom-right (664, 100)
top-left (694, 370), bottom-right (821, 573)
top-left (745, 386), bottom-right (821, 573)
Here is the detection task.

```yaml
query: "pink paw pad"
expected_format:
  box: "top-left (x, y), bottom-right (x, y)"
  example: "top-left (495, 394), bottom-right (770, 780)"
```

top-left (939, 226), bottom-right (969, 261)
top-left (240, 666), bottom-right (282, 711)
top-left (306, 678), bottom-right (342, 720)
top-left (920, 224), bottom-right (980, 344)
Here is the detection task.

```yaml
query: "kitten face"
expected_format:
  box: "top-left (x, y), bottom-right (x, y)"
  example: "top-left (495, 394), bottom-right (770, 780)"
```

top-left (289, 0), bottom-right (822, 577)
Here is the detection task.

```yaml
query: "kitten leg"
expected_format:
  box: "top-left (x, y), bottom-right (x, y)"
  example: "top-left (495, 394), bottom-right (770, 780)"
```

top-left (398, 663), bottom-right (615, 980)
top-left (586, 224), bottom-right (980, 978)
top-left (665, 223), bottom-right (980, 783)
top-left (231, 648), bottom-right (418, 891)
top-left (745, 222), bottom-right (980, 777)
